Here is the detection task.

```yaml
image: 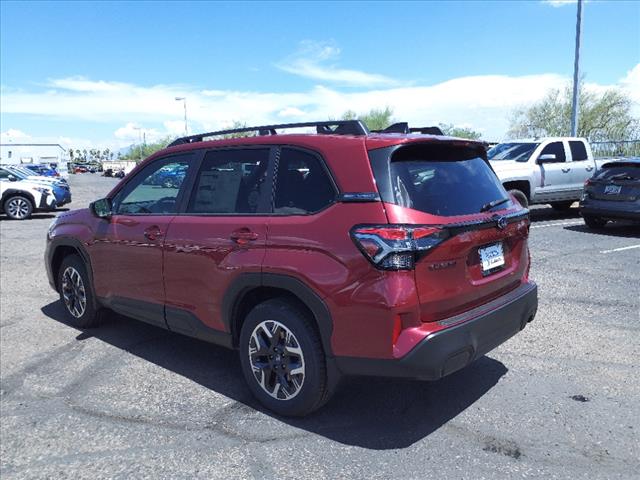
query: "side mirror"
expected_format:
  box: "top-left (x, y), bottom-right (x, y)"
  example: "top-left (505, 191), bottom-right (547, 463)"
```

top-left (537, 153), bottom-right (557, 164)
top-left (8, 174), bottom-right (17, 182)
top-left (91, 198), bottom-right (112, 219)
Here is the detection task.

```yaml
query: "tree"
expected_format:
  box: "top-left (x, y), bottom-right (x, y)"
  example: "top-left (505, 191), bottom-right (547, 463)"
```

top-left (220, 120), bottom-right (257, 139)
top-left (508, 83), bottom-right (639, 141)
top-left (121, 136), bottom-right (174, 162)
top-left (438, 123), bottom-right (482, 140)
top-left (340, 107), bottom-right (394, 131)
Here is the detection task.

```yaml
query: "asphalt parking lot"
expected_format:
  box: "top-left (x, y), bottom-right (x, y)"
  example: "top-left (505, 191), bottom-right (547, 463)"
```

top-left (1, 174), bottom-right (639, 479)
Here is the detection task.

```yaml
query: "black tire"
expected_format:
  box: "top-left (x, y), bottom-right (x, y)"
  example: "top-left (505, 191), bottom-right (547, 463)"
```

top-left (508, 189), bottom-right (529, 208)
top-left (583, 215), bottom-right (607, 229)
top-left (239, 298), bottom-right (331, 416)
top-left (57, 254), bottom-right (103, 328)
top-left (3, 195), bottom-right (33, 220)
top-left (551, 201), bottom-right (574, 211)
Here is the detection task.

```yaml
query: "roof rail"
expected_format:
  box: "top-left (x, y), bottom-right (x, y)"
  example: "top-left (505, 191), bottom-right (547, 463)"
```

top-left (371, 123), bottom-right (445, 136)
top-left (167, 120), bottom-right (370, 147)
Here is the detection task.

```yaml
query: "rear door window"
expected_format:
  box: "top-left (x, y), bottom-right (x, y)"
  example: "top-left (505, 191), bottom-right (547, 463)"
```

top-left (569, 141), bottom-right (588, 161)
top-left (187, 148), bottom-right (271, 214)
top-left (371, 143), bottom-right (511, 216)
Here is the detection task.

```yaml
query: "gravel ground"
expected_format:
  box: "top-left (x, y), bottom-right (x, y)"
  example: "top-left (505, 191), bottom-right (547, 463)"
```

top-left (1, 174), bottom-right (639, 479)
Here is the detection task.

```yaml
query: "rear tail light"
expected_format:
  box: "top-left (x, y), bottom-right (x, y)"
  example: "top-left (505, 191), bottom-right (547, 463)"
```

top-left (350, 224), bottom-right (448, 270)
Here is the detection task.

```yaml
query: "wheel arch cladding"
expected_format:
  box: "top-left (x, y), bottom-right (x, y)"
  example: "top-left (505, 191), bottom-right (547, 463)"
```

top-left (223, 273), bottom-right (334, 357)
top-left (50, 238), bottom-right (94, 290)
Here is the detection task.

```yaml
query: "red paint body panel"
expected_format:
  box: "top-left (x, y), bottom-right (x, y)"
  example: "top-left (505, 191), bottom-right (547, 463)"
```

top-left (162, 216), bottom-right (267, 332)
top-left (90, 215), bottom-right (172, 304)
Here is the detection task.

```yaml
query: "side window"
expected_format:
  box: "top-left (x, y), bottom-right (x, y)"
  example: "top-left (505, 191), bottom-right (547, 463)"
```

top-left (569, 141), bottom-right (588, 161)
top-left (113, 156), bottom-right (192, 215)
top-left (540, 142), bottom-right (566, 162)
top-left (274, 148), bottom-right (336, 214)
top-left (187, 148), bottom-right (270, 214)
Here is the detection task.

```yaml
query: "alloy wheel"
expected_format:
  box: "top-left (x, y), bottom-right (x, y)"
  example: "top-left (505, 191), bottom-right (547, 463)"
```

top-left (61, 266), bottom-right (87, 318)
top-left (7, 198), bottom-right (30, 219)
top-left (248, 320), bottom-right (306, 400)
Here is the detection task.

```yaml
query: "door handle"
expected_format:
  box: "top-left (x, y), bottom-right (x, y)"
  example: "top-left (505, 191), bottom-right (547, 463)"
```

top-left (143, 226), bottom-right (164, 241)
top-left (561, 168), bottom-right (571, 173)
top-left (230, 228), bottom-right (259, 245)
top-left (585, 166), bottom-right (594, 171)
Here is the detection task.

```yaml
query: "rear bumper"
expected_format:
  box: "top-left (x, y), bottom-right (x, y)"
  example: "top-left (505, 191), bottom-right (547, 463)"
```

top-left (336, 282), bottom-right (537, 380)
top-left (579, 202), bottom-right (640, 221)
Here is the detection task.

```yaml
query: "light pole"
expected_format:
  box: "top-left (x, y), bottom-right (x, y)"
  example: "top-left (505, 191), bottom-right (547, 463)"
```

top-left (570, 0), bottom-right (583, 137)
top-left (133, 126), bottom-right (143, 162)
top-left (175, 97), bottom-right (188, 136)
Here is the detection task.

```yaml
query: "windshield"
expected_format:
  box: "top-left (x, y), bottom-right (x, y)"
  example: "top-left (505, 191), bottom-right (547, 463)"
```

top-left (487, 142), bottom-right (539, 162)
top-left (2, 167), bottom-right (29, 180)
top-left (9, 166), bottom-right (38, 177)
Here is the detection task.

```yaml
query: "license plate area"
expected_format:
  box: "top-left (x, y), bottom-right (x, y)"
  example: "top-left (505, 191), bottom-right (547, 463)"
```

top-left (604, 185), bottom-right (622, 195)
top-left (479, 242), bottom-right (505, 276)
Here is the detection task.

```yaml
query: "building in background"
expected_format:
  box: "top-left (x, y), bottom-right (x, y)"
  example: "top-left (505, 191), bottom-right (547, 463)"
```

top-left (0, 143), bottom-right (68, 167)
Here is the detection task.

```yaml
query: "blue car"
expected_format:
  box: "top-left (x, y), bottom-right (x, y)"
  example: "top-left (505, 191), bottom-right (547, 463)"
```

top-left (24, 164), bottom-right (60, 178)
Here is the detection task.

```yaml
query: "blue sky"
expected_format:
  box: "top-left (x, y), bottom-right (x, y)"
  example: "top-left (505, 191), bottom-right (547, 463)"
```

top-left (1, 0), bottom-right (638, 148)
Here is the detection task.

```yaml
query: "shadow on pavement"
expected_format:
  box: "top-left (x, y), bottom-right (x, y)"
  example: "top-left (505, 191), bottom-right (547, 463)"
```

top-left (564, 223), bottom-right (640, 238)
top-left (528, 205), bottom-right (581, 223)
top-left (0, 213), bottom-right (57, 221)
top-left (42, 300), bottom-right (508, 450)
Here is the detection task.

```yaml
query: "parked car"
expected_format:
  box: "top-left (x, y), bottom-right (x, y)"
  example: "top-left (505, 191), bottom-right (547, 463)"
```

top-left (143, 164), bottom-right (188, 188)
top-left (24, 164), bottom-right (61, 178)
top-left (0, 166), bottom-right (71, 207)
top-left (488, 137), bottom-right (619, 209)
top-left (45, 120), bottom-right (537, 416)
top-left (580, 158), bottom-right (640, 228)
top-left (0, 169), bottom-right (57, 219)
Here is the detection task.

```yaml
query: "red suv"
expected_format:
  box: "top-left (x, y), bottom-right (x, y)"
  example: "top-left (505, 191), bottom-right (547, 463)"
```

top-left (46, 121), bottom-right (537, 416)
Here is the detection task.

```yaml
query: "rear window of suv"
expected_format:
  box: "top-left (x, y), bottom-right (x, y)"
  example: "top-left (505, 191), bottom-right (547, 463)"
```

top-left (370, 143), bottom-right (512, 216)
top-left (596, 163), bottom-right (640, 181)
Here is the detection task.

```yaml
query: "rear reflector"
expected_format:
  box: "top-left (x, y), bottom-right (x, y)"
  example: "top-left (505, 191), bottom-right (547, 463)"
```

top-left (351, 224), bottom-right (448, 271)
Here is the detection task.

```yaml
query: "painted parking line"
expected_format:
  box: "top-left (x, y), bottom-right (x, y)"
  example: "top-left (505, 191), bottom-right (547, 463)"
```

top-left (599, 244), bottom-right (640, 254)
top-left (530, 221), bottom-right (584, 229)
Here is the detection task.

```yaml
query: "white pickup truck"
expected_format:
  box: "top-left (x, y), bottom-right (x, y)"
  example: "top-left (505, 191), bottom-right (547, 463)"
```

top-left (487, 137), bottom-right (613, 210)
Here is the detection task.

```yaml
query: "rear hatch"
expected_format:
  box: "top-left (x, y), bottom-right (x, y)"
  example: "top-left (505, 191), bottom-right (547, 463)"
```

top-left (586, 162), bottom-right (640, 203)
top-left (367, 141), bottom-right (530, 322)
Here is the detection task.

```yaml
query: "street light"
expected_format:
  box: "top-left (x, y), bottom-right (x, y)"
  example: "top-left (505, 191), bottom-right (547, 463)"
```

top-left (132, 126), bottom-right (143, 162)
top-left (175, 97), bottom-right (188, 136)
top-left (570, 0), bottom-right (583, 137)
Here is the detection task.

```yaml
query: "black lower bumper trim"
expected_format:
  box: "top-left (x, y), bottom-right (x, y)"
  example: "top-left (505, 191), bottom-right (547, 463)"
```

top-left (336, 282), bottom-right (538, 380)
top-left (580, 206), bottom-right (640, 221)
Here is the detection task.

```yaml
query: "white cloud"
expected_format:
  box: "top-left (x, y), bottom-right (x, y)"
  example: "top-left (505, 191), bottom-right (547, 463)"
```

top-left (1, 128), bottom-right (31, 142)
top-left (114, 122), bottom-right (161, 143)
top-left (542, 0), bottom-right (577, 7)
top-left (277, 40), bottom-right (401, 87)
top-left (277, 107), bottom-right (306, 118)
top-left (1, 62), bottom-right (638, 146)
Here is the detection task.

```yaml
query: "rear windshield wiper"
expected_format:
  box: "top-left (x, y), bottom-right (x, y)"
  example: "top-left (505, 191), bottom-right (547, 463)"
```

top-left (480, 197), bottom-right (510, 212)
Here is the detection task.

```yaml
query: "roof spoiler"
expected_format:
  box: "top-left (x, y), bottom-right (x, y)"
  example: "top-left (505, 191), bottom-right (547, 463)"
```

top-left (371, 122), bottom-right (445, 136)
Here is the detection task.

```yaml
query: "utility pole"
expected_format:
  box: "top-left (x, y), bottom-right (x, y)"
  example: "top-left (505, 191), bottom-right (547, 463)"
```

top-left (133, 126), bottom-right (142, 162)
top-left (570, 0), bottom-right (583, 137)
top-left (175, 97), bottom-right (188, 135)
